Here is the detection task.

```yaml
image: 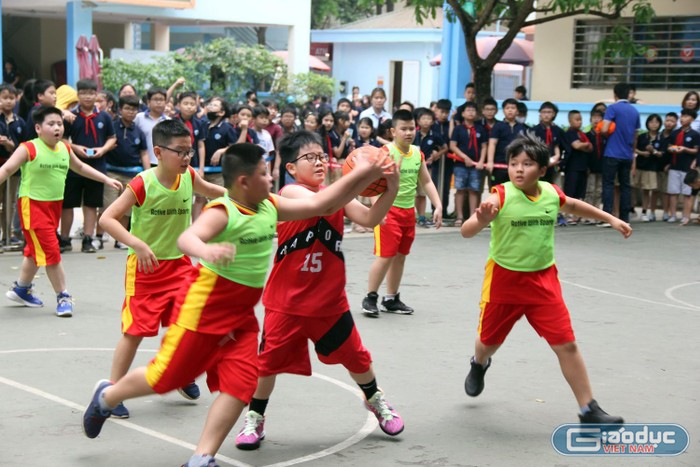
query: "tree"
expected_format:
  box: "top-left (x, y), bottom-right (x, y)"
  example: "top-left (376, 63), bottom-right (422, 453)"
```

top-left (363, 0), bottom-right (655, 104)
top-left (311, 0), bottom-right (376, 29)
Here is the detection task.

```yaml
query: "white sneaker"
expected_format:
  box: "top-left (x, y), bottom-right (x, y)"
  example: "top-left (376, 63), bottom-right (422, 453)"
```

top-left (667, 216), bottom-right (677, 223)
top-left (648, 213), bottom-right (656, 222)
top-left (641, 214), bottom-right (650, 222)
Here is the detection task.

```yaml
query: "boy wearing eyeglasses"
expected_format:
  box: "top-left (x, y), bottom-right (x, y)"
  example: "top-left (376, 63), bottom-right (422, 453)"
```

top-left (234, 131), bottom-right (403, 450)
top-left (97, 120), bottom-right (226, 419)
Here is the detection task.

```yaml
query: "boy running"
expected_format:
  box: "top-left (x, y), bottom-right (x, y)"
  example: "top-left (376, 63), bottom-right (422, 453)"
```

top-left (460, 132), bottom-right (631, 423)
top-left (82, 143), bottom-right (393, 467)
top-left (0, 106), bottom-right (122, 316)
top-left (99, 120), bottom-right (226, 419)
top-left (234, 132), bottom-right (403, 451)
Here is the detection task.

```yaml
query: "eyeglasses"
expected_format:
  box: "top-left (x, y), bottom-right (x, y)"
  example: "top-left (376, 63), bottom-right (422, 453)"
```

top-left (292, 152), bottom-right (329, 164)
top-left (161, 146), bottom-right (195, 159)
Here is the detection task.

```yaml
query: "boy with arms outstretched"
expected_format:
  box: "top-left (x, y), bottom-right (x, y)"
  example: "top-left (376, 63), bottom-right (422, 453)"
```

top-left (460, 132), bottom-right (631, 423)
top-left (99, 120), bottom-right (227, 419)
top-left (234, 132), bottom-right (403, 450)
top-left (0, 106), bottom-right (122, 317)
top-left (83, 143), bottom-right (393, 467)
top-left (361, 109), bottom-right (442, 316)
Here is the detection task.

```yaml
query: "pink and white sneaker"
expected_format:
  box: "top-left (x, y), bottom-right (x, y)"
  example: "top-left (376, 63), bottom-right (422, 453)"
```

top-left (235, 410), bottom-right (266, 450)
top-left (364, 391), bottom-right (404, 436)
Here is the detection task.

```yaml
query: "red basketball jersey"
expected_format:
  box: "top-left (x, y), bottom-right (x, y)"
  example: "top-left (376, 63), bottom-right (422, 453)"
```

top-left (263, 192), bottom-right (348, 317)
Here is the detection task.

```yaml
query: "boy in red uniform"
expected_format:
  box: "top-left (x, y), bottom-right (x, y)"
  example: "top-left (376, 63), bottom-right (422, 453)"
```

top-left (361, 109), bottom-right (442, 316)
top-left (0, 106), bottom-right (122, 317)
top-left (460, 132), bottom-right (631, 423)
top-left (234, 131), bottom-right (403, 450)
top-left (83, 143), bottom-right (393, 467)
top-left (99, 120), bottom-right (226, 419)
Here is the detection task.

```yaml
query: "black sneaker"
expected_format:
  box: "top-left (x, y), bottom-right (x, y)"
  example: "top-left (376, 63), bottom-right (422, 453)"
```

top-left (59, 237), bottom-right (73, 253)
top-left (465, 356), bottom-right (491, 397)
top-left (579, 400), bottom-right (624, 424)
top-left (380, 293), bottom-right (414, 315)
top-left (82, 236), bottom-right (96, 253)
top-left (95, 236), bottom-right (104, 250)
top-left (362, 292), bottom-right (379, 317)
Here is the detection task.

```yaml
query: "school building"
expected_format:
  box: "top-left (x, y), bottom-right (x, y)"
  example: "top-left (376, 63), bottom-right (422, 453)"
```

top-left (0, 0), bottom-right (311, 87)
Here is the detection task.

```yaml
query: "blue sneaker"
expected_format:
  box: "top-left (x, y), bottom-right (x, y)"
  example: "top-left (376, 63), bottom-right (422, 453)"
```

top-left (56, 292), bottom-right (73, 318)
top-left (6, 282), bottom-right (43, 307)
top-left (183, 455), bottom-right (219, 467)
top-left (177, 382), bottom-right (200, 400)
top-left (83, 379), bottom-right (113, 438)
top-left (111, 402), bottom-right (129, 419)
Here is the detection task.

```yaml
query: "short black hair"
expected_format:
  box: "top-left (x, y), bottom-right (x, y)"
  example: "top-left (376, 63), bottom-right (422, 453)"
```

top-left (645, 113), bottom-right (662, 130)
top-left (119, 94), bottom-right (140, 110)
top-left (590, 110), bottom-right (604, 119)
top-left (683, 168), bottom-right (699, 186)
top-left (333, 110), bottom-right (349, 122)
top-left (222, 143), bottom-right (265, 188)
top-left (665, 112), bottom-right (679, 120)
top-left (152, 119), bottom-right (191, 148)
top-left (32, 106), bottom-right (63, 125)
top-left (506, 131), bottom-right (550, 168)
top-left (278, 130), bottom-right (323, 166)
top-left (280, 106), bottom-right (297, 117)
top-left (336, 97), bottom-right (351, 108)
top-left (515, 85), bottom-right (527, 96)
top-left (414, 107), bottom-right (435, 121)
top-left (147, 87), bottom-right (167, 101)
top-left (539, 101), bottom-right (557, 112)
top-left (236, 104), bottom-right (253, 116)
top-left (392, 109), bottom-right (414, 126)
top-left (178, 91), bottom-right (198, 103)
top-left (76, 79), bottom-right (98, 92)
top-left (436, 99), bottom-right (452, 111)
top-left (465, 82), bottom-right (475, 91)
top-left (398, 101), bottom-right (415, 112)
top-left (568, 110), bottom-right (581, 119)
top-left (482, 97), bottom-right (498, 108)
top-left (462, 101), bottom-right (478, 112)
top-left (516, 102), bottom-right (528, 115)
top-left (502, 98), bottom-right (518, 109)
top-left (614, 82), bottom-right (631, 100)
top-left (33, 79), bottom-right (55, 97)
top-left (0, 84), bottom-right (18, 96)
top-left (680, 108), bottom-right (698, 120)
top-left (253, 105), bottom-right (270, 118)
top-left (245, 90), bottom-right (257, 99)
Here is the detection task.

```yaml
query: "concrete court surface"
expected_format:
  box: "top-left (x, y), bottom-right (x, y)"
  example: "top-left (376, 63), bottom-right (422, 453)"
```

top-left (0, 222), bottom-right (698, 467)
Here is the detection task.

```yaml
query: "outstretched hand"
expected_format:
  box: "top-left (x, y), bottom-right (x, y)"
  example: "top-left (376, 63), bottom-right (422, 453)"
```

top-left (475, 200), bottom-right (499, 224)
top-left (611, 219), bottom-right (633, 239)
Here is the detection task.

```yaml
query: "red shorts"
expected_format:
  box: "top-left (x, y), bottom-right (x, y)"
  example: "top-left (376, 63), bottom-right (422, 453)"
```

top-left (258, 310), bottom-right (372, 377)
top-left (145, 324), bottom-right (259, 403)
top-left (18, 198), bottom-right (62, 267)
top-left (122, 256), bottom-right (195, 336)
top-left (477, 301), bottom-right (575, 346)
top-left (373, 206), bottom-right (415, 257)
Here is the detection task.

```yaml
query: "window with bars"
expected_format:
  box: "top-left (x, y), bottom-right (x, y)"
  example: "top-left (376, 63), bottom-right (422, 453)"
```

top-left (572, 17), bottom-right (700, 89)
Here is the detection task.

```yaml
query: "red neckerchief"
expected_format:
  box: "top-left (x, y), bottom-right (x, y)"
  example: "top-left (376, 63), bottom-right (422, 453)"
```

top-left (326, 134), bottom-right (332, 155)
top-left (465, 123), bottom-right (478, 152)
top-left (545, 126), bottom-right (552, 146)
top-left (179, 115), bottom-right (195, 145)
top-left (673, 129), bottom-right (686, 166)
top-left (577, 130), bottom-right (590, 144)
top-left (80, 110), bottom-right (98, 142)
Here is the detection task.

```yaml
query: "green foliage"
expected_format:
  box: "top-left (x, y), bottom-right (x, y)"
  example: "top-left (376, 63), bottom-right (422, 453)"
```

top-left (312, 0), bottom-right (376, 29)
top-left (101, 38), bottom-right (332, 104)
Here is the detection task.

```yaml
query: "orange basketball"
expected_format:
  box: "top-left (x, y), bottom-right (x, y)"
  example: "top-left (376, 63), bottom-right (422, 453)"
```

top-left (595, 120), bottom-right (616, 135)
top-left (342, 146), bottom-right (391, 197)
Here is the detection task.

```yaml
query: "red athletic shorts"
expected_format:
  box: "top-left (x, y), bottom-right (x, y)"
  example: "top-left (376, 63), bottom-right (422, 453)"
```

top-left (477, 260), bottom-right (575, 346)
top-left (258, 310), bottom-right (372, 377)
top-left (145, 324), bottom-right (259, 403)
top-left (373, 206), bottom-right (415, 257)
top-left (18, 197), bottom-right (62, 267)
top-left (122, 255), bottom-right (195, 337)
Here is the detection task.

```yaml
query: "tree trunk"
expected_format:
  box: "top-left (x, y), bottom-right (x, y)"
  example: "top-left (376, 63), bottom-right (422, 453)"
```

top-left (386, 0), bottom-right (394, 12)
top-left (255, 27), bottom-right (267, 46)
top-left (473, 66), bottom-right (493, 107)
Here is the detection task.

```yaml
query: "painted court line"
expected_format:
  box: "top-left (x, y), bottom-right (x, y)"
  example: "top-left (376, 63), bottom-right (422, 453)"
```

top-left (0, 348), bottom-right (377, 467)
top-left (560, 280), bottom-right (699, 312)
top-left (663, 282), bottom-right (700, 311)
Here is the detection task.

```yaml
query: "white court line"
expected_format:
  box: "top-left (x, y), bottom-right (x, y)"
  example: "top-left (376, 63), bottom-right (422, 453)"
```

top-left (664, 282), bottom-right (700, 310)
top-left (560, 280), bottom-right (699, 312)
top-left (0, 348), bottom-right (378, 467)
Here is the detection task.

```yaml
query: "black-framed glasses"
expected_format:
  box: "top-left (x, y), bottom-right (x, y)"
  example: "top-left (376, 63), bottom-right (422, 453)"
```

top-left (161, 146), bottom-right (195, 159)
top-left (292, 152), bottom-right (329, 164)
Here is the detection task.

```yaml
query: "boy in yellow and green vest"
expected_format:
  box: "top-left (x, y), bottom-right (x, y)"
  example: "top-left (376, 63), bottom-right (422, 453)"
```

top-left (83, 142), bottom-right (394, 467)
top-left (0, 106), bottom-right (122, 317)
top-left (362, 109), bottom-right (443, 317)
top-left (460, 132), bottom-right (632, 423)
top-left (98, 120), bottom-right (226, 419)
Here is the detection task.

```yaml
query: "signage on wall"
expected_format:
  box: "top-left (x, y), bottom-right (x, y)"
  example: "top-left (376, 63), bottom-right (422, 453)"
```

top-left (680, 44), bottom-right (694, 63)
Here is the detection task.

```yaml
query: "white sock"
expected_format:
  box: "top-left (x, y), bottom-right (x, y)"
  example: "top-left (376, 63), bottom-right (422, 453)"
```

top-left (187, 454), bottom-right (215, 467)
top-left (98, 390), bottom-right (115, 411)
top-left (385, 294), bottom-right (396, 300)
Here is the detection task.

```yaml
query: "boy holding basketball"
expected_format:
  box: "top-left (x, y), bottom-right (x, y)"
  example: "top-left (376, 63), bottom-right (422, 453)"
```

top-left (234, 131), bottom-right (403, 450)
top-left (362, 109), bottom-right (442, 317)
top-left (460, 132), bottom-right (631, 423)
top-left (83, 143), bottom-right (393, 467)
